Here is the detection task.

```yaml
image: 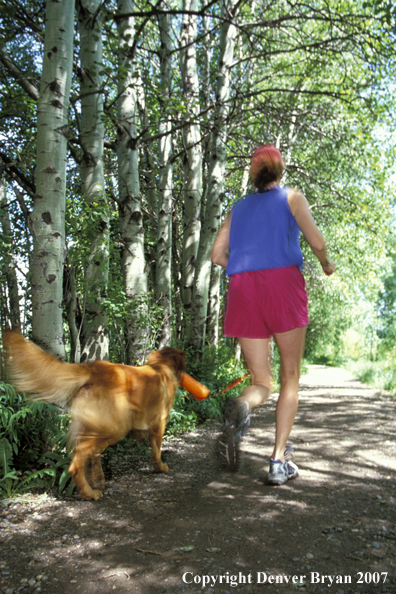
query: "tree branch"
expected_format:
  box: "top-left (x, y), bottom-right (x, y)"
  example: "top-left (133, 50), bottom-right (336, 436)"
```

top-left (0, 152), bottom-right (36, 197)
top-left (0, 47), bottom-right (40, 100)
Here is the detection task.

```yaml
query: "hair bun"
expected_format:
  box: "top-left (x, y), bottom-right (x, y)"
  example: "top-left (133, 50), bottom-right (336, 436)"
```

top-left (250, 144), bottom-right (284, 177)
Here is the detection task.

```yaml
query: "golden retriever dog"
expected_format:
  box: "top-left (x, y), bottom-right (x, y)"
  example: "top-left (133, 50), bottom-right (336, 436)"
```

top-left (3, 331), bottom-right (186, 501)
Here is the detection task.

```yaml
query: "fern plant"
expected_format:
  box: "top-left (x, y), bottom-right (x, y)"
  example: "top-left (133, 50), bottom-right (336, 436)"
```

top-left (0, 381), bottom-right (72, 498)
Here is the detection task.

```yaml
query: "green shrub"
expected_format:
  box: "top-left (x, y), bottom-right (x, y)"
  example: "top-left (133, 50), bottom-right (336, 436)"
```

top-left (346, 358), bottom-right (396, 394)
top-left (0, 381), bottom-right (72, 498)
top-left (181, 343), bottom-right (250, 415)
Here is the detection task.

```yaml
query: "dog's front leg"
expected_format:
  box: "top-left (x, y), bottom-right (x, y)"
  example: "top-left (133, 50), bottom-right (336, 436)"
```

top-left (149, 421), bottom-right (168, 473)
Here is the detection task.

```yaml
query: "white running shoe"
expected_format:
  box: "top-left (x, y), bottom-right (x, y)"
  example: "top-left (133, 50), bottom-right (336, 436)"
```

top-left (268, 458), bottom-right (299, 485)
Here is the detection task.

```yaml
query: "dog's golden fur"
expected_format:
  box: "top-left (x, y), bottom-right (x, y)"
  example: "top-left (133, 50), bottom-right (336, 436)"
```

top-left (3, 331), bottom-right (186, 500)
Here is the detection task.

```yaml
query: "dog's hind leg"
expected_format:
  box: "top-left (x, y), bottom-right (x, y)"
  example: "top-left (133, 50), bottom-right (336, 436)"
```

top-left (69, 441), bottom-right (105, 500)
top-left (149, 420), bottom-right (168, 473)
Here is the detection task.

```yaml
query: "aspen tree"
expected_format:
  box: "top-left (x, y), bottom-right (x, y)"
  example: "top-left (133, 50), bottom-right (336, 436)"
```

top-left (189, 0), bottom-right (239, 352)
top-left (117, 0), bottom-right (148, 363)
top-left (156, 6), bottom-right (174, 348)
top-left (30, 0), bottom-right (75, 357)
top-left (180, 0), bottom-right (203, 315)
top-left (77, 0), bottom-right (109, 362)
top-left (0, 176), bottom-right (21, 331)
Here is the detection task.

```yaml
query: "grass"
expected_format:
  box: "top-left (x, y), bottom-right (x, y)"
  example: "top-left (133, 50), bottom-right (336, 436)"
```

top-left (345, 358), bottom-right (396, 395)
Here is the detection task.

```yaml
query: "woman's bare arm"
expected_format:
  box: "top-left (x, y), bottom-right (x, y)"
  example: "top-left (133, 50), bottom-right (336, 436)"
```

top-left (211, 212), bottom-right (232, 269)
top-left (288, 189), bottom-right (335, 276)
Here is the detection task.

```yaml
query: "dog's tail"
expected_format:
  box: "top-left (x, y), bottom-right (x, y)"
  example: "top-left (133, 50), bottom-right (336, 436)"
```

top-left (3, 331), bottom-right (91, 405)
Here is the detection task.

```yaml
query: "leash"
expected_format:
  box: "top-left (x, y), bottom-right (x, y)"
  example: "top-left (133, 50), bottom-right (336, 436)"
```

top-left (208, 372), bottom-right (250, 398)
top-left (183, 372), bottom-right (250, 400)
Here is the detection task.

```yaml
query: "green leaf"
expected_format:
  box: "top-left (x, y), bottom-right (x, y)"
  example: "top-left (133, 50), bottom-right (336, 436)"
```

top-left (0, 437), bottom-right (13, 474)
top-left (179, 545), bottom-right (195, 552)
top-left (58, 468), bottom-right (72, 494)
top-left (39, 452), bottom-right (64, 462)
top-left (67, 480), bottom-right (76, 497)
top-left (206, 547), bottom-right (221, 553)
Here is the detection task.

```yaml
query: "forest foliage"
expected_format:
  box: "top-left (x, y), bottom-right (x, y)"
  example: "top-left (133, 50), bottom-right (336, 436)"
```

top-left (0, 0), bottom-right (396, 496)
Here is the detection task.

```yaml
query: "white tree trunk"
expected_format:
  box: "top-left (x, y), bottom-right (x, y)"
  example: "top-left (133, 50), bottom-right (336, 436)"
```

top-left (206, 164), bottom-right (250, 345)
top-left (117, 0), bottom-right (148, 363)
top-left (156, 10), bottom-right (173, 348)
top-left (206, 4), bottom-right (256, 347)
top-left (78, 0), bottom-right (109, 362)
top-left (0, 177), bottom-right (21, 331)
top-left (207, 264), bottom-right (220, 345)
top-left (180, 0), bottom-right (203, 312)
top-left (64, 264), bottom-right (81, 362)
top-left (137, 82), bottom-right (157, 217)
top-left (189, 0), bottom-right (239, 352)
top-left (30, 0), bottom-right (75, 358)
top-left (199, 9), bottom-right (212, 217)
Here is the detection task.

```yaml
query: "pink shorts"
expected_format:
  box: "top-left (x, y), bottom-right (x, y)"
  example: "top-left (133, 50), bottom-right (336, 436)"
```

top-left (224, 266), bottom-right (309, 339)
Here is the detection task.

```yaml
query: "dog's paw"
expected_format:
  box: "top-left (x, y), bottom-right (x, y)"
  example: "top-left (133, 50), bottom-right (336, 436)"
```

top-left (91, 489), bottom-right (103, 500)
top-left (154, 462), bottom-right (169, 473)
top-left (81, 489), bottom-right (103, 501)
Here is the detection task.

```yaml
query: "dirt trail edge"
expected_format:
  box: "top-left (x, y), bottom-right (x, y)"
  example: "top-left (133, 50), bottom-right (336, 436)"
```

top-left (1, 365), bottom-right (395, 594)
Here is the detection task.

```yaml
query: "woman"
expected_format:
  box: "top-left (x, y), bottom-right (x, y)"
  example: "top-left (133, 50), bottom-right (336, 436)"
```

top-left (211, 144), bottom-right (335, 485)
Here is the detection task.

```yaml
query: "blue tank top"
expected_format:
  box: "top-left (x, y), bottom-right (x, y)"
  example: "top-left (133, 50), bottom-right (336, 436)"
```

top-left (226, 186), bottom-right (303, 276)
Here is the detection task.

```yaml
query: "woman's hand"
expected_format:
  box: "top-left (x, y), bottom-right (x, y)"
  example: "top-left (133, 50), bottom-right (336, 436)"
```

top-left (321, 259), bottom-right (336, 276)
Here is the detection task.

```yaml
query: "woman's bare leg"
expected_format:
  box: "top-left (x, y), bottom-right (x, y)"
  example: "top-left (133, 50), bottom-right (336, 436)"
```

top-left (272, 326), bottom-right (307, 462)
top-left (218, 337), bottom-right (272, 469)
top-left (237, 337), bottom-right (272, 408)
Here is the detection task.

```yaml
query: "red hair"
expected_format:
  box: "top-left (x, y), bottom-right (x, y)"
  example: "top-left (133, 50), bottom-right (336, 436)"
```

top-left (250, 144), bottom-right (284, 189)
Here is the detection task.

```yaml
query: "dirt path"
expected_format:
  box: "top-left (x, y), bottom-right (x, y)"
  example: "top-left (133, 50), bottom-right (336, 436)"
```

top-left (1, 365), bottom-right (395, 594)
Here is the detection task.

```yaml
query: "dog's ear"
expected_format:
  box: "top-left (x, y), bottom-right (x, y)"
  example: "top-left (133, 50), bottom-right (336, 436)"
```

top-left (168, 349), bottom-right (186, 375)
top-left (149, 348), bottom-right (186, 376)
top-left (146, 351), bottom-right (163, 367)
